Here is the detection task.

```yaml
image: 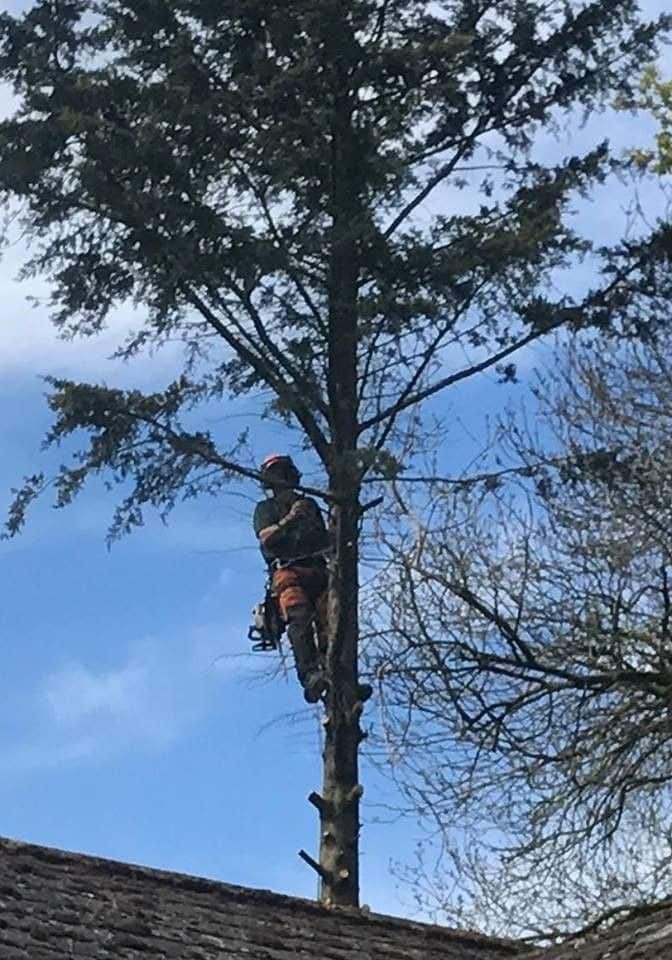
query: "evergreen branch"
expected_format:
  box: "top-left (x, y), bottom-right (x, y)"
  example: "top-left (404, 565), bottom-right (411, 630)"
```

top-left (79, 400), bottom-right (337, 506)
top-left (179, 283), bottom-right (331, 462)
top-left (382, 136), bottom-right (484, 240)
top-left (360, 318), bottom-right (562, 434)
top-left (365, 280), bottom-right (492, 450)
top-left (171, 174), bottom-right (330, 416)
top-left (232, 162), bottom-right (327, 336)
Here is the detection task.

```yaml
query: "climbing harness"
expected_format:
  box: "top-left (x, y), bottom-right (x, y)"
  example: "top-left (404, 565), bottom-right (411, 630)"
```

top-left (248, 550), bottom-right (331, 652)
top-left (270, 548), bottom-right (332, 571)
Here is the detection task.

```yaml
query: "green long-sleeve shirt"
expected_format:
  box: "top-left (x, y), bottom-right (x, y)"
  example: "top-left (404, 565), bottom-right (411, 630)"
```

top-left (253, 495), bottom-right (329, 566)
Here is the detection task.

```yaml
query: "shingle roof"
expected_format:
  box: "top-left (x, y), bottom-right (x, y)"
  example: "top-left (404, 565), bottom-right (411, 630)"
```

top-left (0, 836), bottom-right (522, 960)
top-left (538, 903), bottom-right (672, 960)
top-left (4, 835), bottom-right (671, 959)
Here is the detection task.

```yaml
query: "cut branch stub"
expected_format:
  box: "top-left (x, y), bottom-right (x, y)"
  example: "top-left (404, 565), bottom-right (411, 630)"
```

top-left (308, 791), bottom-right (332, 816)
top-left (298, 848), bottom-right (331, 883)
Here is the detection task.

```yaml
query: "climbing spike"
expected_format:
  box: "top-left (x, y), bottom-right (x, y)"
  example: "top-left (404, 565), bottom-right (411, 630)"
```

top-left (348, 701), bottom-right (364, 724)
top-left (345, 784), bottom-right (364, 807)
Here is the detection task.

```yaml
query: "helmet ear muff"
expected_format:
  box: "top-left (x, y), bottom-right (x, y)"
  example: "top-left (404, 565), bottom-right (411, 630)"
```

top-left (282, 463), bottom-right (301, 487)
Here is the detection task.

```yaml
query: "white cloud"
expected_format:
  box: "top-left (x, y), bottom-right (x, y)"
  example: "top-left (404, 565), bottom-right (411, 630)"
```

top-left (0, 204), bottom-right (190, 386)
top-left (0, 625), bottom-right (249, 776)
top-left (0, 264), bottom-right (182, 386)
top-left (45, 658), bottom-right (151, 728)
top-left (0, 83), bottom-right (19, 122)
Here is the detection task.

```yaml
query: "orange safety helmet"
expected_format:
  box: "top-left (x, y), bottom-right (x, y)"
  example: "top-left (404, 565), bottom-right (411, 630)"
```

top-left (259, 453), bottom-right (301, 487)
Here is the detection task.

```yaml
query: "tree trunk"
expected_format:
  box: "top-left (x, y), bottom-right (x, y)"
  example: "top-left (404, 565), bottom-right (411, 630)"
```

top-left (314, 32), bottom-right (364, 904)
top-left (316, 490), bottom-right (363, 908)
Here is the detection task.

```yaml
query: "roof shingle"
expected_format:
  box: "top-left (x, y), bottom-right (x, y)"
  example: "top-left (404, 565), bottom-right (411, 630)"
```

top-left (0, 837), bottom-right (522, 960)
top-left (3, 835), bottom-right (671, 958)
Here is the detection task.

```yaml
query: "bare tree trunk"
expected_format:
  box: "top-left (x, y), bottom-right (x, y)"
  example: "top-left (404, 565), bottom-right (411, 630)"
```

top-left (315, 491), bottom-right (363, 907)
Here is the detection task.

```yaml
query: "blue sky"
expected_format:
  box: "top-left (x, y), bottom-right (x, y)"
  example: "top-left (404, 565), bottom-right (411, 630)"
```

top-left (0, 0), bottom-right (669, 921)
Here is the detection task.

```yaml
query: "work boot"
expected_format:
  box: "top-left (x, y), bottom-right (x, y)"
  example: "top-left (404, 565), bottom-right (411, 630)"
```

top-left (286, 604), bottom-right (322, 698)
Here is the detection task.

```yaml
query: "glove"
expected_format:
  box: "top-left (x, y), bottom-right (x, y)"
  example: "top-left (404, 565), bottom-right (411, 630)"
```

top-left (287, 498), bottom-right (309, 520)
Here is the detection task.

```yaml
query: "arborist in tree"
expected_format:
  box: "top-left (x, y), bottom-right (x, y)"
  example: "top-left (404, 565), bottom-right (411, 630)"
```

top-left (253, 454), bottom-right (330, 703)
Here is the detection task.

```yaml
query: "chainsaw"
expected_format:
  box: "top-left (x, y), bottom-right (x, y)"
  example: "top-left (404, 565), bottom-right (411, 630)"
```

top-left (248, 586), bottom-right (285, 652)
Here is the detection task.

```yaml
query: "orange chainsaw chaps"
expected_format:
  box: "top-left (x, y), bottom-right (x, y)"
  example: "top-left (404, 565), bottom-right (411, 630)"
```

top-left (272, 565), bottom-right (328, 623)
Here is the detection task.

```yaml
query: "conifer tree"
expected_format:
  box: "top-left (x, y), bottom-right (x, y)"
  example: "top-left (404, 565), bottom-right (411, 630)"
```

top-left (0, 0), bottom-right (668, 906)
